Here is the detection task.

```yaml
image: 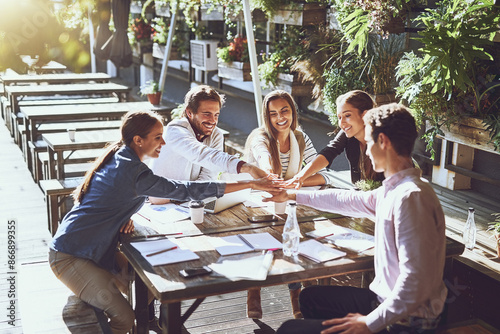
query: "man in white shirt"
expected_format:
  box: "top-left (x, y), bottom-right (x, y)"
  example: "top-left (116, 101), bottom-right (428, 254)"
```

top-left (150, 85), bottom-right (267, 204)
top-left (270, 104), bottom-right (446, 334)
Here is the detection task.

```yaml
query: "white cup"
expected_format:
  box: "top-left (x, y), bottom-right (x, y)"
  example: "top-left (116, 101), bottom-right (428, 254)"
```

top-left (67, 128), bottom-right (76, 141)
top-left (274, 201), bottom-right (287, 215)
top-left (189, 200), bottom-right (205, 224)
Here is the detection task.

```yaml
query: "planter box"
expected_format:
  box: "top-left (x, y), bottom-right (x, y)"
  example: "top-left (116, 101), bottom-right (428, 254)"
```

top-left (218, 61), bottom-right (251, 81)
top-left (266, 73), bottom-right (313, 97)
top-left (132, 41), bottom-right (153, 57)
top-left (155, 1), bottom-right (170, 17)
top-left (438, 117), bottom-right (497, 154)
top-left (130, 1), bottom-right (143, 14)
top-left (152, 43), bottom-right (181, 60)
top-left (270, 3), bottom-right (326, 26)
top-left (199, 4), bottom-right (224, 21)
top-left (327, 7), bottom-right (341, 31)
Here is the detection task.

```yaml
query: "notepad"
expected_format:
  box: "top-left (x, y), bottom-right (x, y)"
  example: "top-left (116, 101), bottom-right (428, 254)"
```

top-left (298, 239), bottom-right (346, 263)
top-left (131, 239), bottom-right (199, 266)
top-left (306, 225), bottom-right (375, 253)
top-left (214, 232), bottom-right (282, 256)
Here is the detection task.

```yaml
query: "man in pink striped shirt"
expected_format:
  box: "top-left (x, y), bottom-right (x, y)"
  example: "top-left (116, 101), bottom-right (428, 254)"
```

top-left (269, 104), bottom-right (446, 334)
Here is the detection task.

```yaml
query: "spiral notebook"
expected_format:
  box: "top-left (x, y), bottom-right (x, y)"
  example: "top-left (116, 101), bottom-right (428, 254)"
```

top-left (214, 232), bottom-right (282, 256)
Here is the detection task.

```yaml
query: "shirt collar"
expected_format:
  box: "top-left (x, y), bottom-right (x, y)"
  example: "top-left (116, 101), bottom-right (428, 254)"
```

top-left (382, 168), bottom-right (421, 191)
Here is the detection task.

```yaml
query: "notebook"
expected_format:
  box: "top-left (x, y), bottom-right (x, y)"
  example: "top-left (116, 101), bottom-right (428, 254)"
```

top-left (203, 188), bottom-right (251, 213)
top-left (298, 240), bottom-right (346, 263)
top-left (214, 232), bottom-right (283, 256)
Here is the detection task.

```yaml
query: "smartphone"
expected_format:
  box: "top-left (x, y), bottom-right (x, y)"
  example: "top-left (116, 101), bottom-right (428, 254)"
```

top-left (248, 215), bottom-right (285, 223)
top-left (179, 266), bottom-right (212, 278)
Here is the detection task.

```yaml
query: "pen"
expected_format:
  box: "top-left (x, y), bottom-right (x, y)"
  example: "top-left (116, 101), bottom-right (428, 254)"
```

top-left (146, 233), bottom-right (183, 238)
top-left (273, 214), bottom-right (285, 221)
top-left (137, 213), bottom-right (150, 222)
top-left (146, 246), bottom-right (178, 257)
top-left (314, 233), bottom-right (334, 241)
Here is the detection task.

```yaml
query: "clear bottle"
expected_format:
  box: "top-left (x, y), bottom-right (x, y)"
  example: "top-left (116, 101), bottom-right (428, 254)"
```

top-left (282, 202), bottom-right (300, 257)
top-left (463, 207), bottom-right (476, 250)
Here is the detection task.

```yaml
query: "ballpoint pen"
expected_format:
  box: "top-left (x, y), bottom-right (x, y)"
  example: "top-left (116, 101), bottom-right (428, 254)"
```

top-left (130, 233), bottom-right (183, 241)
top-left (146, 246), bottom-right (178, 257)
top-left (314, 233), bottom-right (334, 241)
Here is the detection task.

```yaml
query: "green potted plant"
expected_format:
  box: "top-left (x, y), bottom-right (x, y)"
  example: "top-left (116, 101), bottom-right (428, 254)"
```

top-left (217, 35), bottom-right (250, 81)
top-left (395, 0), bottom-right (500, 158)
top-left (488, 213), bottom-right (500, 258)
top-left (140, 80), bottom-right (161, 105)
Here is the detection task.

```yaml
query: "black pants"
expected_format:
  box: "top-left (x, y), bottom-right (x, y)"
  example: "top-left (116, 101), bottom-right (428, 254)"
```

top-left (276, 285), bottom-right (436, 334)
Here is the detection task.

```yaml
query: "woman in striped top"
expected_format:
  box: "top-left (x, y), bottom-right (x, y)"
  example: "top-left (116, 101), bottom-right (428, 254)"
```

top-left (244, 90), bottom-right (333, 320)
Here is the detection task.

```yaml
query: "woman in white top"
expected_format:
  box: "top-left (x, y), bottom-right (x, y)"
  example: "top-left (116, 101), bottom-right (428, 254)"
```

top-left (244, 90), bottom-right (332, 319)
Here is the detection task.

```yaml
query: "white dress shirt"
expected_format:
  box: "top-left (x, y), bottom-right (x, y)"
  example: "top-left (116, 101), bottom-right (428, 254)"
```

top-left (297, 168), bottom-right (447, 332)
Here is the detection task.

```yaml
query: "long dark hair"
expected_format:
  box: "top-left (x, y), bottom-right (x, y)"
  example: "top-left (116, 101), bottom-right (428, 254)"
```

top-left (72, 110), bottom-right (164, 203)
top-left (336, 90), bottom-right (376, 114)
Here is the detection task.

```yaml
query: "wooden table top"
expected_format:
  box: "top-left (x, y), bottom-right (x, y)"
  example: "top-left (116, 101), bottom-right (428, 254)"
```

top-left (20, 101), bottom-right (171, 121)
top-left (4, 82), bottom-right (130, 95)
top-left (1, 72), bottom-right (110, 85)
top-left (42, 128), bottom-right (121, 151)
top-left (120, 198), bottom-right (464, 303)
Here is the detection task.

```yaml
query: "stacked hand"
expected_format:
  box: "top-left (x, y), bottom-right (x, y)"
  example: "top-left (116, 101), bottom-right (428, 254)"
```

top-left (320, 313), bottom-right (370, 334)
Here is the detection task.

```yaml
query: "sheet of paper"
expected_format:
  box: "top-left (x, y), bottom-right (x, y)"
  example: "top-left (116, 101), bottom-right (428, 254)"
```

top-left (132, 204), bottom-right (201, 236)
top-left (213, 235), bottom-right (254, 256)
top-left (239, 232), bottom-right (282, 251)
top-left (306, 225), bottom-right (375, 253)
top-left (130, 239), bottom-right (199, 266)
top-left (299, 239), bottom-right (346, 263)
top-left (208, 251), bottom-right (273, 281)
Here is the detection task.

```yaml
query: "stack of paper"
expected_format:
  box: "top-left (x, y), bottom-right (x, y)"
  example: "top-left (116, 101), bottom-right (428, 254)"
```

top-left (306, 225), bottom-right (375, 253)
top-left (298, 240), bottom-right (346, 263)
top-left (214, 232), bottom-right (282, 256)
top-left (131, 239), bottom-right (199, 266)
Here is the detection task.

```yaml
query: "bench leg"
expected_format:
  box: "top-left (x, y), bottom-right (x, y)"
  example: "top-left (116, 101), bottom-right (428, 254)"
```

top-left (47, 194), bottom-right (59, 236)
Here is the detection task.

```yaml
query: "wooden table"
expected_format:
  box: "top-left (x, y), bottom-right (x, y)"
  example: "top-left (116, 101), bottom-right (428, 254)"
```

top-left (120, 201), bottom-right (465, 334)
top-left (5, 82), bottom-right (131, 120)
top-left (0, 72), bottom-right (110, 86)
top-left (33, 60), bottom-right (67, 74)
top-left (42, 128), bottom-right (121, 180)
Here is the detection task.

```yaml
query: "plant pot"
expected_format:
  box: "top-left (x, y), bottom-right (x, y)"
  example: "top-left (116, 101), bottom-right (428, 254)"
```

top-left (269, 3), bottom-right (326, 26)
top-left (199, 4), bottom-right (224, 21)
top-left (147, 92), bottom-right (161, 105)
top-left (218, 61), bottom-right (251, 81)
top-left (133, 41), bottom-right (153, 57)
top-left (275, 73), bottom-right (313, 97)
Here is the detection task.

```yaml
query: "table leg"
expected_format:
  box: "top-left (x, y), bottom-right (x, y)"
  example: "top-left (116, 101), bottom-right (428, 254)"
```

top-left (160, 302), bottom-right (182, 334)
top-left (55, 149), bottom-right (65, 180)
top-left (47, 147), bottom-right (57, 179)
top-left (135, 275), bottom-right (149, 334)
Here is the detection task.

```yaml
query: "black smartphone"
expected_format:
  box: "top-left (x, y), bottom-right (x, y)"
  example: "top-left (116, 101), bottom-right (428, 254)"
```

top-left (248, 214), bottom-right (285, 223)
top-left (179, 266), bottom-right (212, 278)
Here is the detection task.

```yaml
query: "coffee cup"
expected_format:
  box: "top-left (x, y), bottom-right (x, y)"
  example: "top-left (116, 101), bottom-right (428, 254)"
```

top-left (189, 200), bottom-right (205, 224)
top-left (274, 201), bottom-right (287, 215)
top-left (67, 128), bottom-right (76, 141)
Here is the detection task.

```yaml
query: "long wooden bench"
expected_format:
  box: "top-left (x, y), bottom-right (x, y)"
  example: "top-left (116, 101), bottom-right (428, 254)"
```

top-left (39, 177), bottom-right (83, 236)
top-left (438, 318), bottom-right (499, 334)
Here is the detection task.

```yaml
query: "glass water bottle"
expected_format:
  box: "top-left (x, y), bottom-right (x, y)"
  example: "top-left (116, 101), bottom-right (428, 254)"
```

top-left (463, 207), bottom-right (476, 250)
top-left (282, 202), bottom-right (300, 257)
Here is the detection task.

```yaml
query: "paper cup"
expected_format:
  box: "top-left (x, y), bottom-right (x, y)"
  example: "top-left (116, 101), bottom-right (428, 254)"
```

top-left (274, 201), bottom-right (287, 215)
top-left (67, 128), bottom-right (76, 141)
top-left (189, 200), bottom-right (205, 224)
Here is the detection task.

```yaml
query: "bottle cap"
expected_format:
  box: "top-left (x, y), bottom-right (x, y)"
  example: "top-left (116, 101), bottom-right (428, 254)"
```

top-left (189, 200), bottom-right (204, 209)
top-left (288, 201), bottom-right (297, 206)
top-left (468, 207), bottom-right (475, 212)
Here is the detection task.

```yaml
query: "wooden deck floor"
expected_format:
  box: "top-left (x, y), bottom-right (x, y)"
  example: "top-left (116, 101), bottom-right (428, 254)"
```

top-left (1, 115), bottom-right (499, 333)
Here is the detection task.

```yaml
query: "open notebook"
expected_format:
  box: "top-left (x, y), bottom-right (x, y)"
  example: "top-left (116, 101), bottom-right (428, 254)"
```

top-left (214, 232), bottom-right (282, 256)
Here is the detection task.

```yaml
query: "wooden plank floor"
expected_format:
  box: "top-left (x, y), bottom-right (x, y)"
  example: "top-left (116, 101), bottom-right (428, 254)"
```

top-left (1, 114), bottom-right (499, 333)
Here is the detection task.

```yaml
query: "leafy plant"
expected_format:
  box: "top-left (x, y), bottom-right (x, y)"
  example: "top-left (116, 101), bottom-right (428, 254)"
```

top-left (258, 26), bottom-right (308, 89)
top-left (140, 80), bottom-right (159, 95)
top-left (354, 179), bottom-right (382, 191)
top-left (488, 213), bottom-right (500, 234)
top-left (151, 17), bottom-right (168, 45)
top-left (217, 35), bottom-right (249, 63)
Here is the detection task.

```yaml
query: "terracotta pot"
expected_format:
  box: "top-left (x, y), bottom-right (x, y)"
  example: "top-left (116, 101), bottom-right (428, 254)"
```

top-left (147, 92), bottom-right (161, 105)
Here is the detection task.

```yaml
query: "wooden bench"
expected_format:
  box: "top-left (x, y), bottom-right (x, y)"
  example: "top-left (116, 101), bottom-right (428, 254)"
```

top-left (39, 177), bottom-right (83, 236)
